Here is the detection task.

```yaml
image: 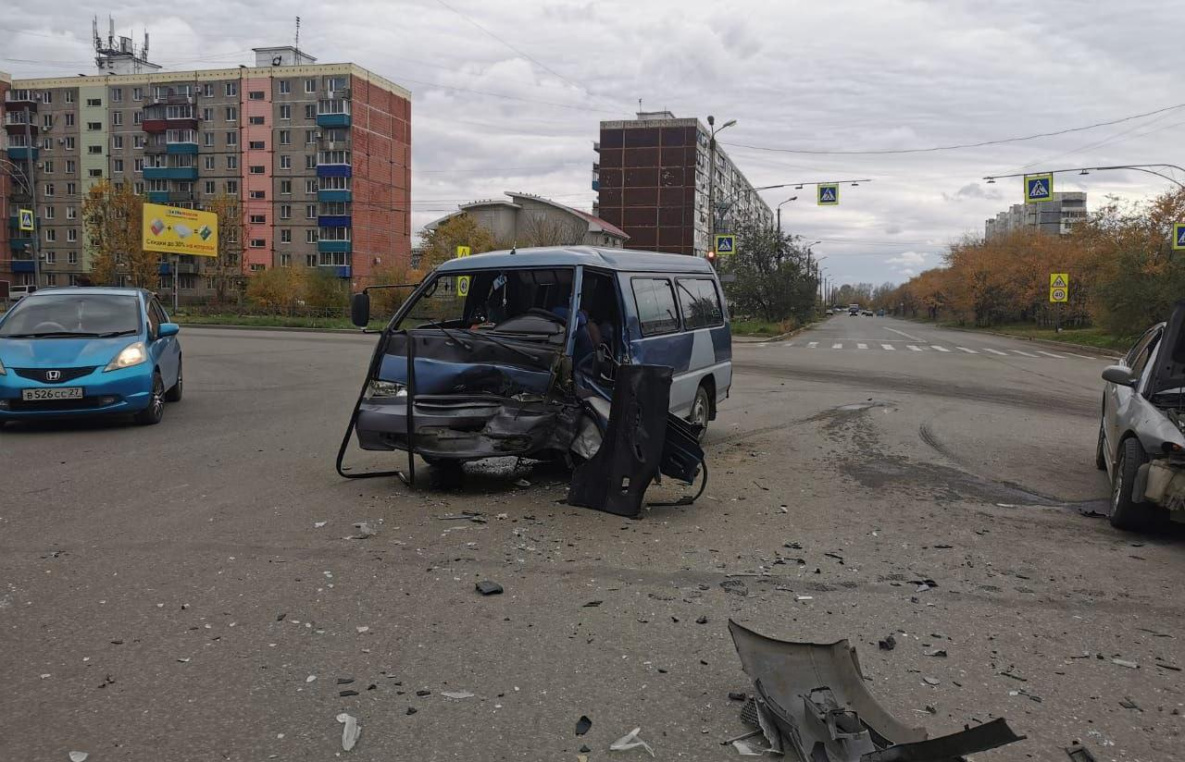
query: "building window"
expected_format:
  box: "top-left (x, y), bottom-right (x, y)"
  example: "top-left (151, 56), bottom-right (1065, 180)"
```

top-left (305, 129), bottom-right (317, 144)
top-left (280, 155), bottom-right (292, 170)
top-left (111, 88), bottom-right (122, 102)
top-left (248, 116), bottom-right (265, 126)
top-left (304, 155), bottom-right (315, 170)
top-left (280, 179), bottom-right (292, 193)
top-left (227, 132), bottom-right (238, 146)
top-left (279, 129), bottom-right (291, 145)
top-left (45, 251), bottom-right (57, 265)
top-left (279, 105), bottom-right (292, 121)
top-left (63, 91), bottom-right (73, 103)
top-left (132, 87), bottom-right (143, 100)
top-left (45, 273), bottom-right (57, 286)
top-left (45, 229), bottom-right (56, 242)
top-left (113, 159), bottom-right (124, 172)
top-left (202, 107), bottom-right (213, 121)
top-left (133, 135), bottom-right (144, 149)
top-left (112, 135), bottom-right (123, 149)
top-left (249, 190), bottom-right (266, 200)
top-left (225, 82), bottom-right (238, 97)
top-left (147, 179), bottom-right (168, 192)
top-left (279, 80), bottom-right (291, 95)
top-left (43, 160), bottom-right (55, 174)
top-left (134, 158), bottom-right (144, 172)
top-left (305, 104), bottom-right (316, 120)
top-left (280, 204), bottom-right (291, 219)
top-left (227, 156), bottom-right (238, 170)
top-left (65, 113), bottom-right (75, 127)
top-left (88, 145), bottom-right (103, 155)
top-left (42, 136), bottom-right (53, 150)
top-left (306, 204), bottom-right (317, 219)
top-left (280, 229), bottom-right (292, 243)
top-left (320, 226), bottom-right (351, 242)
top-left (306, 229), bottom-right (319, 243)
top-left (66, 206), bottom-right (77, 219)
top-left (44, 206), bottom-right (56, 219)
top-left (204, 156), bottom-right (215, 170)
top-left (205, 180), bottom-right (216, 194)
top-left (249, 91), bottom-right (265, 100)
top-left (68, 251), bottom-right (78, 265)
top-left (305, 180), bottom-right (317, 194)
top-left (86, 97), bottom-right (102, 107)
top-left (226, 180), bottom-right (238, 195)
top-left (280, 252), bottom-right (292, 266)
top-left (86, 122), bottom-right (101, 131)
top-left (306, 254), bottom-right (318, 267)
top-left (133, 112), bottom-right (142, 124)
top-left (225, 106), bottom-right (238, 122)
top-left (203, 132), bottom-right (214, 147)
top-left (132, 182), bottom-right (143, 195)
top-left (44, 183), bottom-right (55, 197)
top-left (304, 79), bottom-right (316, 93)
top-left (66, 182), bottom-right (76, 195)
top-left (42, 114), bottom-right (53, 129)
top-left (249, 140), bottom-right (265, 150)
top-left (249, 239), bottom-right (265, 248)
top-left (67, 229), bottom-right (77, 242)
top-left (111, 111), bottom-right (123, 126)
top-left (250, 214), bottom-right (266, 224)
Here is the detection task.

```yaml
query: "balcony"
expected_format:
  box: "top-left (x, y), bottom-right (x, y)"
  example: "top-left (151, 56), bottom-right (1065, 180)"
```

top-left (166, 143), bottom-right (199, 155)
top-left (3, 113), bottom-right (38, 135)
top-left (143, 167), bottom-right (199, 181)
top-left (317, 215), bottom-right (351, 228)
top-left (147, 191), bottom-right (170, 203)
top-left (142, 118), bottom-right (168, 133)
top-left (316, 164), bottom-right (352, 179)
top-left (12, 259), bottom-right (36, 273)
top-left (10, 237), bottom-right (33, 253)
top-left (4, 92), bottom-right (38, 111)
top-left (331, 265), bottom-right (351, 278)
top-left (6, 146), bottom-right (38, 161)
top-left (316, 113), bottom-right (351, 128)
top-left (317, 240), bottom-right (352, 254)
top-left (317, 189), bottom-right (352, 203)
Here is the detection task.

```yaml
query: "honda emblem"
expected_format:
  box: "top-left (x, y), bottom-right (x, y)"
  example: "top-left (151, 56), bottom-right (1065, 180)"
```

top-left (45, 370), bottom-right (61, 381)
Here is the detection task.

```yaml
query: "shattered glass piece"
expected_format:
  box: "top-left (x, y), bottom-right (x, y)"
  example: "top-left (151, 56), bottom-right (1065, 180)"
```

top-left (610, 727), bottom-right (655, 757)
top-left (442, 691), bottom-right (475, 699)
top-left (336, 712), bottom-right (360, 751)
top-left (69, 753), bottom-right (88, 762)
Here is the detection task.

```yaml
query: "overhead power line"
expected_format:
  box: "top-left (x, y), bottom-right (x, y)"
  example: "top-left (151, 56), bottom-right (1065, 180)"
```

top-left (723, 101), bottom-right (1185, 156)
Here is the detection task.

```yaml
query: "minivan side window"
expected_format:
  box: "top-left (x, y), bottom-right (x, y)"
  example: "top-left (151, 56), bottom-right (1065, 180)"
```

top-left (675, 278), bottom-right (723, 330)
top-left (631, 278), bottom-right (680, 336)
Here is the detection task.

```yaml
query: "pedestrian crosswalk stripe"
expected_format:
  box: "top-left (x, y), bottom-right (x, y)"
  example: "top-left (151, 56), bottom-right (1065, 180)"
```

top-left (931, 345), bottom-right (951, 353)
top-left (857, 343), bottom-right (868, 349)
top-left (832, 343), bottom-right (843, 349)
top-left (807, 342), bottom-right (819, 348)
top-left (882, 344), bottom-right (895, 351)
top-left (956, 347), bottom-right (978, 354)
top-left (1067, 353), bottom-right (1097, 360)
top-left (983, 348), bottom-right (1009, 356)
top-left (1011, 350), bottom-right (1040, 357)
top-left (908, 345), bottom-right (923, 351)
top-left (1036, 350), bottom-right (1065, 358)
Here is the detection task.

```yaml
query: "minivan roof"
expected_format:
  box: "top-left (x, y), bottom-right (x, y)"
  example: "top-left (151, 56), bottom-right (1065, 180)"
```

top-left (434, 246), bottom-right (716, 275)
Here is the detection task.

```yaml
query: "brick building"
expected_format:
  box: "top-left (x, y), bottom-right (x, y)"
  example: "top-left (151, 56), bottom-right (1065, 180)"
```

top-left (593, 111), bottom-right (772, 258)
top-left (1, 44), bottom-right (411, 299)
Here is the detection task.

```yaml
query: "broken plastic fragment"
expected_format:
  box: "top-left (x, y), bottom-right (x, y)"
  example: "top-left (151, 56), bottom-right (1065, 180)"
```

top-left (306, 675), bottom-right (317, 683)
top-left (356, 626), bottom-right (370, 633)
top-left (337, 712), bottom-right (360, 751)
top-left (69, 753), bottom-right (89, 762)
top-left (442, 691), bottom-right (475, 699)
top-left (610, 727), bottom-right (655, 757)
top-left (576, 715), bottom-right (592, 735)
top-left (476, 580), bottom-right (504, 596)
top-left (732, 739), bottom-right (764, 756)
top-left (314, 521), bottom-right (328, 528)
top-left (1111, 658), bottom-right (1139, 669)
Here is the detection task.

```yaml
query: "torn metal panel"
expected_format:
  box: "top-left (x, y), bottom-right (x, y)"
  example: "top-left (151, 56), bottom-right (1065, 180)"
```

top-left (567, 365), bottom-right (672, 517)
top-left (728, 620), bottom-right (1025, 762)
top-left (1145, 458), bottom-right (1185, 512)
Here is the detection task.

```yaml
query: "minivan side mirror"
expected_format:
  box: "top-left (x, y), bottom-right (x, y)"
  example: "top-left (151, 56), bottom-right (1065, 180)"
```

top-left (350, 292), bottom-right (371, 328)
top-left (158, 323), bottom-right (180, 338)
top-left (1102, 365), bottom-right (1137, 387)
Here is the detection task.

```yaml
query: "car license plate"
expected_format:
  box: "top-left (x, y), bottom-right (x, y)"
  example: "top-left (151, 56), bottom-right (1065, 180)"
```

top-left (21, 387), bottom-right (84, 401)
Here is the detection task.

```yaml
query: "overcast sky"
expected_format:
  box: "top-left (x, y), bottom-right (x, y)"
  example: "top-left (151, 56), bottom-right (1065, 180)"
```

top-left (4, 0), bottom-right (1183, 285)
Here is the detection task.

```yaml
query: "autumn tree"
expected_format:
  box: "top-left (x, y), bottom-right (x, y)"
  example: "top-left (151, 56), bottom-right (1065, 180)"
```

top-left (418, 214), bottom-right (499, 271)
top-left (717, 222), bottom-right (818, 323)
top-left (246, 266), bottom-right (308, 314)
top-left (203, 193), bottom-right (247, 305)
top-left (82, 180), bottom-right (158, 288)
top-left (518, 214), bottom-right (585, 247)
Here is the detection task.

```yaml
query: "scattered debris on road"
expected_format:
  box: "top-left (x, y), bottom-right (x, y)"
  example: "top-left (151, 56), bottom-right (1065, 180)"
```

top-left (878, 633), bottom-right (897, 651)
top-left (442, 691), bottom-right (475, 699)
top-left (336, 712), bottom-right (360, 752)
top-left (476, 580), bottom-right (503, 596)
top-left (69, 753), bottom-right (88, 762)
top-left (610, 727), bottom-right (655, 757)
top-left (576, 715), bottom-right (592, 736)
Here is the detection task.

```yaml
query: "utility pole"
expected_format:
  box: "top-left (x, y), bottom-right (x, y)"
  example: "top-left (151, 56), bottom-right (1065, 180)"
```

top-left (23, 107), bottom-right (43, 290)
top-left (705, 115), bottom-right (736, 259)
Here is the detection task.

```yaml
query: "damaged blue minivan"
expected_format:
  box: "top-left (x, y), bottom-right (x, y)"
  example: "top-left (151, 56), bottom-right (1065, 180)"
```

top-left (346, 247), bottom-right (731, 470)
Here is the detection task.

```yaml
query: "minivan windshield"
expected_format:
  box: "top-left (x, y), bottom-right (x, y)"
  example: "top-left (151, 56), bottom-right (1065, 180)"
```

top-left (0, 293), bottom-right (142, 338)
top-left (394, 268), bottom-right (574, 337)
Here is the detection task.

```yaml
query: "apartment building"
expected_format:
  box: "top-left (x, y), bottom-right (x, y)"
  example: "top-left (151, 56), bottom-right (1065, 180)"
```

top-left (1, 45), bottom-right (411, 298)
top-left (984, 192), bottom-right (1088, 241)
top-left (594, 111), bottom-right (772, 258)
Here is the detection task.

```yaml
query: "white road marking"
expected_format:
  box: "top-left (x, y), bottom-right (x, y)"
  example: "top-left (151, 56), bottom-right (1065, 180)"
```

top-left (882, 344), bottom-right (895, 351)
top-left (1067, 353), bottom-right (1097, 360)
top-left (907, 345), bottom-right (923, 352)
top-left (784, 342), bottom-right (794, 347)
top-left (983, 348), bottom-right (1009, 356)
top-left (1036, 350), bottom-right (1066, 358)
top-left (885, 326), bottom-right (925, 341)
top-left (956, 347), bottom-right (978, 354)
top-left (857, 343), bottom-right (868, 350)
top-left (931, 345), bottom-right (951, 353)
top-left (807, 341), bottom-right (819, 349)
top-left (832, 343), bottom-right (843, 350)
top-left (756, 343), bottom-right (769, 347)
top-left (1011, 350), bottom-right (1040, 357)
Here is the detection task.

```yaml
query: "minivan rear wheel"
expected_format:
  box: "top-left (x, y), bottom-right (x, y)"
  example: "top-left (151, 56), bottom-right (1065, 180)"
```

top-left (690, 384), bottom-right (711, 443)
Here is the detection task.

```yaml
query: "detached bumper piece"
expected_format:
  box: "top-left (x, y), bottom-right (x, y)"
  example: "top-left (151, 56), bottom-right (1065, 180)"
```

top-left (1145, 459), bottom-right (1185, 512)
top-left (728, 620), bottom-right (1025, 761)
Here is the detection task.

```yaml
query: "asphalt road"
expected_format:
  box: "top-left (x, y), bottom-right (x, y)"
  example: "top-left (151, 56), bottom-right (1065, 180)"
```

top-left (2, 318), bottom-right (1182, 762)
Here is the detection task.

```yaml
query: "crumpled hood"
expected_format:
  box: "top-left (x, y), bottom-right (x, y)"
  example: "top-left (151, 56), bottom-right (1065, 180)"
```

top-left (0, 336), bottom-right (135, 369)
top-left (1151, 299), bottom-right (1185, 397)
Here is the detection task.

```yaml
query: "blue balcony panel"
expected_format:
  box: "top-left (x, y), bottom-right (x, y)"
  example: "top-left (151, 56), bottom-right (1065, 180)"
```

top-left (317, 240), bottom-right (352, 254)
top-left (6, 147), bottom-right (38, 161)
top-left (10, 237), bottom-right (33, 252)
top-left (317, 189), bottom-right (352, 203)
top-left (333, 265), bottom-right (351, 278)
top-left (159, 262), bottom-right (172, 275)
top-left (315, 113), bottom-right (351, 128)
top-left (147, 191), bottom-right (170, 203)
top-left (143, 167), bottom-right (199, 181)
top-left (591, 180), bottom-right (600, 191)
top-left (316, 165), bottom-right (352, 179)
top-left (166, 143), bottom-right (199, 155)
top-left (12, 259), bottom-right (36, 273)
top-left (317, 215), bottom-right (351, 228)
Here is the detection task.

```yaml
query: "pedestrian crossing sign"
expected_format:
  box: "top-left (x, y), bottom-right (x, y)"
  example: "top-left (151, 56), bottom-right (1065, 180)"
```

top-left (1025, 173), bottom-right (1053, 203)
top-left (456, 245), bottom-right (471, 258)
top-left (18, 209), bottom-right (35, 232)
top-left (817, 184), bottom-right (839, 206)
top-left (1049, 273), bottom-right (1069, 289)
top-left (714, 234), bottom-right (736, 255)
top-left (1174, 223), bottom-right (1185, 251)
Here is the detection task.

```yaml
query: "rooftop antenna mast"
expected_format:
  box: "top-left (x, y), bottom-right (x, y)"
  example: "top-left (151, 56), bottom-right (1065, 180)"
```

top-left (295, 16), bottom-right (302, 60)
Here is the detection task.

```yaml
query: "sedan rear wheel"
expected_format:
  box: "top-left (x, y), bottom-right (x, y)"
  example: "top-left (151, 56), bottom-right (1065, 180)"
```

top-left (1109, 437), bottom-right (1154, 530)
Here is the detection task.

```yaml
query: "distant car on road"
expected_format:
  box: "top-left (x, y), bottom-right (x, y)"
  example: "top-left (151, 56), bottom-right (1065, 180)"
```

top-left (849, 304), bottom-right (860, 316)
top-left (877, 309), bottom-right (886, 317)
top-left (0, 287), bottom-right (183, 427)
top-left (1096, 300), bottom-right (1185, 529)
top-left (862, 310), bottom-right (874, 317)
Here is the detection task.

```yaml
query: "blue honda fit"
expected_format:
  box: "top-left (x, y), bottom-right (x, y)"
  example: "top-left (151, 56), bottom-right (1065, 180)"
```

top-left (0, 287), bottom-right (182, 426)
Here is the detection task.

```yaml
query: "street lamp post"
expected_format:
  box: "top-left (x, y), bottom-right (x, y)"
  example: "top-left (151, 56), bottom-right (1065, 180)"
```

top-left (705, 115), bottom-right (736, 258)
top-left (776, 195), bottom-right (798, 239)
top-left (22, 109), bottom-right (43, 290)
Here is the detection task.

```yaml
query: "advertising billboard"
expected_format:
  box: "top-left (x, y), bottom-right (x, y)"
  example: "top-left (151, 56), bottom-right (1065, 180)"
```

top-left (142, 203), bottom-right (219, 258)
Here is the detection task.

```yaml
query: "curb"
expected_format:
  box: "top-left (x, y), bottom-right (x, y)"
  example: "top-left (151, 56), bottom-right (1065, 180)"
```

top-left (178, 322), bottom-right (370, 336)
